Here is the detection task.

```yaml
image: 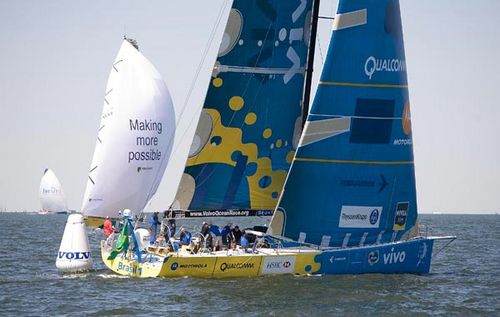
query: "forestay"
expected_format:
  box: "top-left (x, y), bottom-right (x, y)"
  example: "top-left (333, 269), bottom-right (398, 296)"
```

top-left (173, 0), bottom-right (315, 212)
top-left (81, 40), bottom-right (175, 219)
top-left (271, 0), bottom-right (418, 247)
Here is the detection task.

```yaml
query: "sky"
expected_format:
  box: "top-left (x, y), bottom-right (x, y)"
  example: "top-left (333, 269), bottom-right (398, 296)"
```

top-left (0, 0), bottom-right (499, 214)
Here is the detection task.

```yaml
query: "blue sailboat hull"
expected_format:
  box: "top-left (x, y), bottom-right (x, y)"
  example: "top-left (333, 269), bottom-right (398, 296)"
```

top-left (314, 238), bottom-right (434, 275)
top-left (101, 237), bottom-right (437, 278)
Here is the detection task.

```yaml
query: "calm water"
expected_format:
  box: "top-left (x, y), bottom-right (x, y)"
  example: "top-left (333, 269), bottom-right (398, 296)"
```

top-left (0, 213), bottom-right (498, 316)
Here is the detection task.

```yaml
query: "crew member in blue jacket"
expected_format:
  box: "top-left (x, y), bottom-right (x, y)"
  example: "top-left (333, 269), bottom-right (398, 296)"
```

top-left (149, 211), bottom-right (161, 244)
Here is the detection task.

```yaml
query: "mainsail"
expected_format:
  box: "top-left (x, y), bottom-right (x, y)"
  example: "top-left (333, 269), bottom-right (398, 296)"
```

top-left (39, 169), bottom-right (68, 213)
top-left (271, 0), bottom-right (417, 247)
top-left (81, 39), bottom-right (175, 220)
top-left (172, 0), bottom-right (315, 213)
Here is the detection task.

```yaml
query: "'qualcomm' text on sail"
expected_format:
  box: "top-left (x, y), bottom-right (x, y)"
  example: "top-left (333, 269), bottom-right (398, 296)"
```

top-left (364, 56), bottom-right (406, 80)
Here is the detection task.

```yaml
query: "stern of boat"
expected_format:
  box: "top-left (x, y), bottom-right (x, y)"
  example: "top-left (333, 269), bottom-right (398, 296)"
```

top-left (100, 240), bottom-right (162, 277)
top-left (314, 237), bottom-right (453, 275)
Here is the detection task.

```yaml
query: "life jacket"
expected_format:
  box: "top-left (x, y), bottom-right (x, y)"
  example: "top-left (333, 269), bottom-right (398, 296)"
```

top-left (240, 235), bottom-right (249, 247)
top-left (103, 220), bottom-right (113, 237)
top-left (181, 231), bottom-right (192, 244)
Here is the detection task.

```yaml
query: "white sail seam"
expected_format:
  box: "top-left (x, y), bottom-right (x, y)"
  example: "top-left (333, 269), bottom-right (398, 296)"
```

top-left (215, 64), bottom-right (305, 75)
top-left (304, 130), bottom-right (348, 137)
top-left (309, 113), bottom-right (402, 120)
top-left (332, 9), bottom-right (367, 31)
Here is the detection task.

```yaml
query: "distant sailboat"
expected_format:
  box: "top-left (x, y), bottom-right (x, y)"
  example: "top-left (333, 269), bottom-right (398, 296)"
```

top-left (100, 0), bottom-right (455, 278)
top-left (81, 38), bottom-right (176, 226)
top-left (39, 169), bottom-right (68, 214)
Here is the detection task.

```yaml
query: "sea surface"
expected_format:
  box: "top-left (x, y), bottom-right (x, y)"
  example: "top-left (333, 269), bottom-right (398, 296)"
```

top-left (0, 213), bottom-right (498, 316)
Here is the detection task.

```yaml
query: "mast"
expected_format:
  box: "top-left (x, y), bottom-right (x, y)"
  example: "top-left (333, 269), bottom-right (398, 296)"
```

top-left (301, 0), bottom-right (321, 125)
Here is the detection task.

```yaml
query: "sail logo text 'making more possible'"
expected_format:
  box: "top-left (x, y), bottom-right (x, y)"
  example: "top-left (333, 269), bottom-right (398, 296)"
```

top-left (220, 262), bottom-right (254, 272)
top-left (339, 206), bottom-right (382, 228)
top-left (128, 118), bottom-right (163, 163)
top-left (364, 56), bottom-right (406, 80)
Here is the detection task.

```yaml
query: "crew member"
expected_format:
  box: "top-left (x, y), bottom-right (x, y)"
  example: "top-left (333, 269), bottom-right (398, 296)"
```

top-left (114, 210), bottom-right (123, 233)
top-left (221, 224), bottom-right (232, 248)
top-left (179, 228), bottom-right (192, 245)
top-left (209, 224), bottom-right (222, 251)
top-left (231, 226), bottom-right (242, 245)
top-left (167, 209), bottom-right (176, 238)
top-left (201, 221), bottom-right (210, 237)
top-left (149, 211), bottom-right (161, 244)
top-left (103, 216), bottom-right (114, 238)
top-left (240, 230), bottom-right (249, 250)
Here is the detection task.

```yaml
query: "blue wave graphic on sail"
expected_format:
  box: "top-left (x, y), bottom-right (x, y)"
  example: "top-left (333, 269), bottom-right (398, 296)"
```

top-left (175, 0), bottom-right (314, 211)
top-left (272, 0), bottom-right (418, 247)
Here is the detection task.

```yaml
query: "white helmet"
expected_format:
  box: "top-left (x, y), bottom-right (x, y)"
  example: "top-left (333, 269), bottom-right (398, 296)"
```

top-left (123, 209), bottom-right (131, 217)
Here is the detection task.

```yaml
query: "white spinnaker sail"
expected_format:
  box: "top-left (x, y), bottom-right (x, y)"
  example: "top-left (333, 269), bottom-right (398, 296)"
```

top-left (40, 169), bottom-right (68, 212)
top-left (81, 40), bottom-right (175, 219)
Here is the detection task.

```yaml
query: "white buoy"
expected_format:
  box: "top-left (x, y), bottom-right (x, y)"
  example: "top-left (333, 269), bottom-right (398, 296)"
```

top-left (56, 213), bottom-right (93, 273)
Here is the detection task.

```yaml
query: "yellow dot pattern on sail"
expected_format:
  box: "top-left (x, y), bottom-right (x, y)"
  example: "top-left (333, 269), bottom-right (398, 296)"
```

top-left (263, 128), bottom-right (272, 139)
top-left (244, 112), bottom-right (257, 125)
top-left (212, 77), bottom-right (223, 87)
top-left (229, 96), bottom-right (244, 111)
top-left (186, 109), bottom-right (286, 208)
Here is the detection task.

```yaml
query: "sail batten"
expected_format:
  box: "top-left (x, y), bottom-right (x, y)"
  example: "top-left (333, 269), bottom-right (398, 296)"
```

top-left (271, 0), bottom-right (417, 247)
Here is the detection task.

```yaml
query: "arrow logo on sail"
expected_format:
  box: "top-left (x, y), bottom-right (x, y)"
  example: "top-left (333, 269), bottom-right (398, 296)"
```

top-left (378, 175), bottom-right (388, 193)
top-left (284, 47), bottom-right (300, 84)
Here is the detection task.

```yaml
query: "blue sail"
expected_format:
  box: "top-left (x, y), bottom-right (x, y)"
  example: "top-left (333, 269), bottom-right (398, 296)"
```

top-left (271, 0), bottom-right (417, 247)
top-left (173, 0), bottom-right (314, 212)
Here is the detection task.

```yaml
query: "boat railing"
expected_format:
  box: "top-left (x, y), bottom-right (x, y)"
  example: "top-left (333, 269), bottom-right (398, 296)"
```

top-left (418, 223), bottom-right (430, 238)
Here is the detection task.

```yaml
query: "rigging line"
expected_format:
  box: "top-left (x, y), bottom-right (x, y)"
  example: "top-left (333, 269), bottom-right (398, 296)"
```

top-left (294, 157), bottom-right (414, 165)
top-left (316, 31), bottom-right (325, 65)
top-left (155, 0), bottom-right (231, 209)
top-left (168, 0), bottom-right (229, 151)
top-left (169, 0), bottom-right (229, 145)
top-left (165, 0), bottom-right (231, 208)
top-left (433, 237), bottom-right (456, 257)
top-left (320, 81), bottom-right (408, 88)
top-left (176, 0), bottom-right (230, 127)
top-left (308, 113), bottom-right (403, 120)
top-left (191, 19), bottom-right (274, 190)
